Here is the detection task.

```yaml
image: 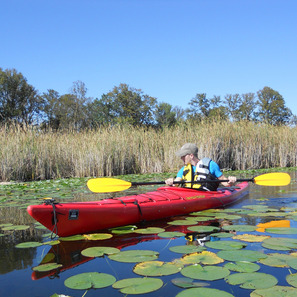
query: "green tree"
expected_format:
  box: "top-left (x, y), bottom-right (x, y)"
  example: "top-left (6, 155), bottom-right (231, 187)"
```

top-left (186, 93), bottom-right (209, 121)
top-left (42, 81), bottom-right (89, 130)
top-left (154, 102), bottom-right (177, 127)
top-left (89, 83), bottom-right (157, 127)
top-left (0, 68), bottom-right (42, 125)
top-left (256, 86), bottom-right (292, 125)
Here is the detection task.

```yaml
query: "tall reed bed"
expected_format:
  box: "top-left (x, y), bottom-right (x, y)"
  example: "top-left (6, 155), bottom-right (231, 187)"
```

top-left (1, 121), bottom-right (297, 181)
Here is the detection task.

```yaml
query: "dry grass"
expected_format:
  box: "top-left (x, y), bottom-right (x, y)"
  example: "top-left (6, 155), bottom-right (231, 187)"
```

top-left (1, 121), bottom-right (296, 181)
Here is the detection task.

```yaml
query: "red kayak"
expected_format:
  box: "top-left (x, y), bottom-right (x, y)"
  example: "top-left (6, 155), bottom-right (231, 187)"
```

top-left (27, 182), bottom-right (249, 237)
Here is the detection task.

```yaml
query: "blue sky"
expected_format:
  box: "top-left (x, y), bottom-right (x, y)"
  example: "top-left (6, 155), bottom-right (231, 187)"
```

top-left (2, 0), bottom-right (297, 115)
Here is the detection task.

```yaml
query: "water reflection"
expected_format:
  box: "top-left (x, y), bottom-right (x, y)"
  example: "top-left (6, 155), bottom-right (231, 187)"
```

top-left (0, 171), bottom-right (297, 297)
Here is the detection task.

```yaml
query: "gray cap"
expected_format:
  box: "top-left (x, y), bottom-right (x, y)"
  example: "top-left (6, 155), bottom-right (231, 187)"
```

top-left (175, 143), bottom-right (198, 157)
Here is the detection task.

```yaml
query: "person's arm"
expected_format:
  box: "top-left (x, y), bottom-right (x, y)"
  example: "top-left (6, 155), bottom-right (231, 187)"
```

top-left (210, 161), bottom-right (236, 187)
top-left (218, 175), bottom-right (237, 187)
top-left (165, 167), bottom-right (184, 186)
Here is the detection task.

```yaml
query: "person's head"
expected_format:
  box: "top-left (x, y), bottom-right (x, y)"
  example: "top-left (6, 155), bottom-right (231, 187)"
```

top-left (175, 143), bottom-right (199, 165)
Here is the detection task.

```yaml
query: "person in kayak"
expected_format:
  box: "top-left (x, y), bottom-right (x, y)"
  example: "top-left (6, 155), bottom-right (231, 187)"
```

top-left (165, 143), bottom-right (236, 190)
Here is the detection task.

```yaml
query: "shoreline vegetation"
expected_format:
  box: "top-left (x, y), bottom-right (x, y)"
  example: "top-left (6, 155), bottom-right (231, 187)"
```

top-left (1, 121), bottom-right (297, 182)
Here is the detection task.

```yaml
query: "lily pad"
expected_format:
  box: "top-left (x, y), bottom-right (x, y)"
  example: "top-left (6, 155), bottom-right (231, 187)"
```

top-left (262, 237), bottom-right (297, 251)
top-left (15, 241), bottom-right (43, 248)
top-left (181, 264), bottom-right (230, 280)
top-left (112, 277), bottom-right (163, 294)
top-left (169, 245), bottom-right (206, 254)
top-left (108, 250), bottom-right (159, 263)
top-left (175, 287), bottom-right (235, 297)
top-left (224, 261), bottom-right (260, 272)
top-left (205, 240), bottom-right (247, 250)
top-left (33, 263), bottom-right (63, 272)
top-left (168, 220), bottom-right (197, 226)
top-left (222, 224), bottom-right (257, 232)
top-left (265, 227), bottom-right (297, 234)
top-left (81, 247), bottom-right (120, 257)
top-left (83, 233), bottom-right (113, 240)
top-left (134, 227), bottom-right (165, 234)
top-left (110, 225), bottom-right (137, 234)
top-left (217, 250), bottom-right (267, 262)
top-left (259, 253), bottom-right (296, 268)
top-left (211, 232), bottom-right (234, 238)
top-left (186, 216), bottom-right (213, 222)
top-left (59, 235), bottom-right (85, 241)
top-left (157, 231), bottom-right (185, 238)
top-left (233, 234), bottom-right (270, 242)
top-left (187, 226), bottom-right (220, 233)
top-left (133, 260), bottom-right (183, 276)
top-left (251, 285), bottom-right (297, 297)
top-left (64, 272), bottom-right (116, 290)
top-left (181, 251), bottom-right (224, 265)
top-left (171, 277), bottom-right (210, 288)
top-left (40, 253), bottom-right (55, 264)
top-left (214, 214), bottom-right (242, 220)
top-left (225, 272), bottom-right (278, 289)
top-left (286, 273), bottom-right (297, 288)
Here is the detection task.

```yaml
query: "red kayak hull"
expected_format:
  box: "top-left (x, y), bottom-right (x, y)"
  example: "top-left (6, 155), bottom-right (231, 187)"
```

top-left (27, 182), bottom-right (249, 237)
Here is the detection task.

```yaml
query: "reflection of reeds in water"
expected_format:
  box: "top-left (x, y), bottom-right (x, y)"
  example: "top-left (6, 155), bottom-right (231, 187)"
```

top-left (1, 121), bottom-right (297, 181)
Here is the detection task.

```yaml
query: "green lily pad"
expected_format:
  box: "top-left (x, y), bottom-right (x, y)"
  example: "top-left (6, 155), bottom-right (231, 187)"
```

top-left (181, 264), bottom-right (230, 280)
top-left (259, 253), bottom-right (296, 267)
top-left (176, 287), bottom-right (235, 297)
top-left (286, 273), bottom-right (297, 288)
top-left (187, 226), bottom-right (220, 233)
top-left (108, 250), bottom-right (159, 263)
top-left (251, 285), bottom-right (297, 297)
top-left (157, 231), bottom-right (185, 238)
top-left (81, 247), bottom-right (120, 257)
top-left (133, 260), bottom-right (183, 276)
top-left (15, 241), bottom-right (43, 248)
top-left (83, 233), bottom-right (113, 240)
top-left (168, 220), bottom-right (197, 226)
top-left (64, 272), bottom-right (116, 290)
top-left (171, 277), bottom-right (210, 288)
top-left (205, 240), bottom-right (247, 250)
top-left (224, 261), bottom-right (260, 272)
top-left (265, 227), bottom-right (297, 234)
top-left (186, 216), bottom-right (213, 222)
top-left (110, 225), bottom-right (137, 234)
top-left (225, 272), bottom-right (278, 289)
top-left (40, 253), bottom-right (55, 264)
top-left (134, 227), bottom-right (165, 234)
top-left (262, 237), bottom-right (297, 251)
top-left (33, 263), bottom-right (63, 272)
top-left (217, 250), bottom-right (267, 262)
top-left (2, 225), bottom-right (30, 231)
top-left (211, 232), bottom-right (234, 238)
top-left (214, 214), bottom-right (242, 220)
top-left (0, 223), bottom-right (13, 228)
top-left (112, 277), bottom-right (163, 294)
top-left (59, 235), bottom-right (85, 241)
top-left (287, 257), bottom-right (297, 270)
top-left (181, 251), bottom-right (224, 265)
top-left (233, 234), bottom-right (270, 242)
top-left (169, 245), bottom-right (206, 254)
top-left (222, 225), bottom-right (257, 232)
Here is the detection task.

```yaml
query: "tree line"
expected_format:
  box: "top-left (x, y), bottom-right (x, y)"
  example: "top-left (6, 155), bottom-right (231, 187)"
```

top-left (0, 67), bottom-right (295, 130)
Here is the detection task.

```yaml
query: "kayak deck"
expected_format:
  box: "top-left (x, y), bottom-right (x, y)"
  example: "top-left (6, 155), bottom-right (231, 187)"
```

top-left (27, 182), bottom-right (249, 237)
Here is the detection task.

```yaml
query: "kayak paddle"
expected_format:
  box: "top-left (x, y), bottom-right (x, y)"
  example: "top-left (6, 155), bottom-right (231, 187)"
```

top-left (87, 172), bottom-right (291, 193)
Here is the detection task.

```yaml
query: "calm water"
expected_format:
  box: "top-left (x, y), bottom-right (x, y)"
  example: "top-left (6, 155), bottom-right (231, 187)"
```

top-left (1, 172), bottom-right (297, 297)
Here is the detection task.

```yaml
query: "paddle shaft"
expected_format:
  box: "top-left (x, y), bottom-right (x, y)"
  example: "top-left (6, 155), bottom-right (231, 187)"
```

top-left (131, 178), bottom-right (254, 187)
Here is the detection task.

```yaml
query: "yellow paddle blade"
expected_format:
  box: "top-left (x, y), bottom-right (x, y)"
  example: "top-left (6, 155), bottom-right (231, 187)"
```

top-left (87, 178), bottom-right (132, 193)
top-left (254, 172), bottom-right (291, 186)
